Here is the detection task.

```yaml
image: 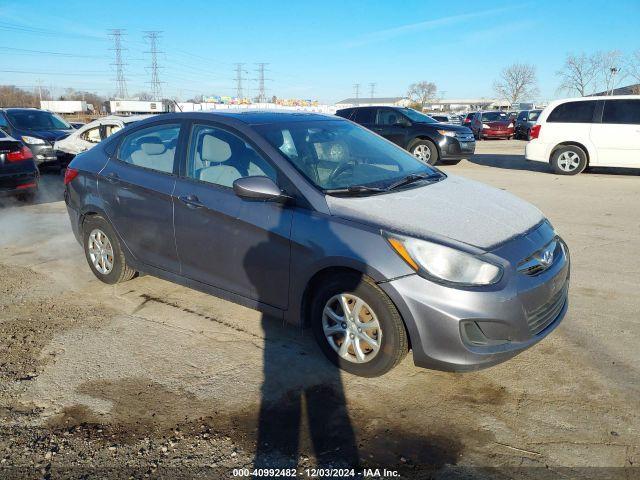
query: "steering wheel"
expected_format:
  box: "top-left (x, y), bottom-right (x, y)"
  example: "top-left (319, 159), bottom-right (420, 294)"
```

top-left (327, 161), bottom-right (354, 186)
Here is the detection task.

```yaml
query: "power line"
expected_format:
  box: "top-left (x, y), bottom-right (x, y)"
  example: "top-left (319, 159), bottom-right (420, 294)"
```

top-left (144, 31), bottom-right (164, 100)
top-left (369, 82), bottom-right (377, 98)
top-left (234, 63), bottom-right (247, 99)
top-left (353, 83), bottom-right (360, 99)
top-left (109, 29), bottom-right (128, 99)
top-left (254, 63), bottom-right (270, 103)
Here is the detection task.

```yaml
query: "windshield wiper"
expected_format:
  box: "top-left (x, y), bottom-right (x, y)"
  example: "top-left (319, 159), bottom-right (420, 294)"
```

top-left (324, 184), bottom-right (387, 195)
top-left (385, 173), bottom-right (441, 191)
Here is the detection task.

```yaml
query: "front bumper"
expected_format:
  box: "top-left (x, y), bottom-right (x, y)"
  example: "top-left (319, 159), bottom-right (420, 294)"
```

top-left (379, 222), bottom-right (570, 371)
top-left (439, 135), bottom-right (476, 160)
top-left (481, 128), bottom-right (514, 138)
top-left (0, 160), bottom-right (39, 196)
top-left (28, 142), bottom-right (59, 166)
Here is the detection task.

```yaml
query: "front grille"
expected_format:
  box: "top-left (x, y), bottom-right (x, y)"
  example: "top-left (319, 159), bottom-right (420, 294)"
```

top-left (526, 283), bottom-right (568, 335)
top-left (455, 132), bottom-right (475, 142)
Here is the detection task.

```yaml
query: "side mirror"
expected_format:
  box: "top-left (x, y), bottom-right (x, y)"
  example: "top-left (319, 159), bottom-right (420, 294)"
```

top-left (233, 176), bottom-right (290, 203)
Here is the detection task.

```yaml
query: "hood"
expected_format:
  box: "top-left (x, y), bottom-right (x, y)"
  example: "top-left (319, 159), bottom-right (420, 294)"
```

top-left (421, 122), bottom-right (470, 133)
top-left (325, 174), bottom-right (545, 250)
top-left (20, 129), bottom-right (73, 142)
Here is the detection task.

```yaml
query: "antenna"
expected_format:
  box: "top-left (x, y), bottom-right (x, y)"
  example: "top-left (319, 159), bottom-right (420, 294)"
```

top-left (369, 82), bottom-right (377, 99)
top-left (109, 29), bottom-right (128, 99)
top-left (234, 63), bottom-right (246, 100)
top-left (144, 31), bottom-right (164, 101)
top-left (254, 63), bottom-right (270, 103)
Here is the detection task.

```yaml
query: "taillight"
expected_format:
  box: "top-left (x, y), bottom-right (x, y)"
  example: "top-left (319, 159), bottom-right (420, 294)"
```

top-left (530, 124), bottom-right (541, 139)
top-left (6, 146), bottom-right (33, 162)
top-left (63, 167), bottom-right (79, 185)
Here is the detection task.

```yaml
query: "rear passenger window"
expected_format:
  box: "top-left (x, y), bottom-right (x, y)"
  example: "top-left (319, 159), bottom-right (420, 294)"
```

top-left (118, 123), bottom-right (180, 174)
top-left (602, 100), bottom-right (640, 125)
top-left (376, 109), bottom-right (402, 125)
top-left (186, 124), bottom-right (277, 188)
top-left (352, 108), bottom-right (375, 124)
top-left (547, 101), bottom-right (596, 123)
top-left (81, 127), bottom-right (102, 143)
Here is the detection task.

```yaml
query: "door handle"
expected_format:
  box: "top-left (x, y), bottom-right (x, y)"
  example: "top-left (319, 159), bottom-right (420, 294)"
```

top-left (178, 194), bottom-right (205, 209)
top-left (103, 172), bottom-right (120, 184)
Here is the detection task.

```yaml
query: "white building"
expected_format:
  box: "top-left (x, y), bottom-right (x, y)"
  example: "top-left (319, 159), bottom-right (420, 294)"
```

top-left (335, 97), bottom-right (412, 108)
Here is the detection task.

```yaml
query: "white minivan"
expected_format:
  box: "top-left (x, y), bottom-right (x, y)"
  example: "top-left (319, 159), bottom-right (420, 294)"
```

top-left (525, 95), bottom-right (640, 175)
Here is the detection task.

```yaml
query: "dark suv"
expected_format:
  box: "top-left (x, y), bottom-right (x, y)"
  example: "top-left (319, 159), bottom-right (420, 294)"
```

top-left (0, 108), bottom-right (75, 169)
top-left (336, 106), bottom-right (475, 165)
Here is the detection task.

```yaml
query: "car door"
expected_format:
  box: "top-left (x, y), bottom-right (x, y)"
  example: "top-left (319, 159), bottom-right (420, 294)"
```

top-left (589, 99), bottom-right (640, 167)
top-left (172, 122), bottom-right (293, 309)
top-left (373, 108), bottom-right (408, 146)
top-left (98, 121), bottom-right (184, 273)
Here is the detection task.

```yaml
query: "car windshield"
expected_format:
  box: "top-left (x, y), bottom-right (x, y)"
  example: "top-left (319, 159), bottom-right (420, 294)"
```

top-left (6, 110), bottom-right (71, 131)
top-left (255, 120), bottom-right (441, 192)
top-left (528, 110), bottom-right (541, 121)
top-left (481, 111), bottom-right (509, 122)
top-left (400, 108), bottom-right (438, 124)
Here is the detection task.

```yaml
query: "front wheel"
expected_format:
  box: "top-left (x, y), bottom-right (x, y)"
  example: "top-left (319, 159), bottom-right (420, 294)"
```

top-left (551, 145), bottom-right (587, 175)
top-left (409, 140), bottom-right (438, 165)
top-left (311, 274), bottom-right (408, 377)
top-left (83, 215), bottom-right (137, 284)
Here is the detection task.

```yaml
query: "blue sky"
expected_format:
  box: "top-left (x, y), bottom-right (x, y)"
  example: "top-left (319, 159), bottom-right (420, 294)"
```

top-left (0, 0), bottom-right (638, 103)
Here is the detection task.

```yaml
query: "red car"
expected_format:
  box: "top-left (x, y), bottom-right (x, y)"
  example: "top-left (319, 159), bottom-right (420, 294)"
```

top-left (469, 111), bottom-right (515, 140)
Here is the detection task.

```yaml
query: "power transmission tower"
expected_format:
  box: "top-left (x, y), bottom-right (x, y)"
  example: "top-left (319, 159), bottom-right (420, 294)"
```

top-left (254, 63), bottom-right (270, 103)
top-left (353, 83), bottom-right (360, 100)
top-left (369, 82), bottom-right (377, 99)
top-left (109, 29), bottom-right (128, 99)
top-left (144, 31), bottom-right (163, 101)
top-left (234, 63), bottom-right (246, 100)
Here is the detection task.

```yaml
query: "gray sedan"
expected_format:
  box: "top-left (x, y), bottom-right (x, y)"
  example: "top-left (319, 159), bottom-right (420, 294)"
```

top-left (63, 111), bottom-right (569, 377)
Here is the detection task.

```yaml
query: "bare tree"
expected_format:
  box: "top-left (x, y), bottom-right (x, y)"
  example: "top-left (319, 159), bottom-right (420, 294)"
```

top-left (556, 53), bottom-right (600, 96)
top-left (596, 50), bottom-right (626, 94)
top-left (493, 64), bottom-right (539, 105)
top-left (0, 85), bottom-right (48, 108)
top-left (626, 49), bottom-right (640, 87)
top-left (407, 81), bottom-right (437, 111)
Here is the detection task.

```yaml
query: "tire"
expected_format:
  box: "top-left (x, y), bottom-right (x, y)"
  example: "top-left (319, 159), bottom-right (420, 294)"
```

top-left (82, 215), bottom-right (136, 284)
top-left (550, 145), bottom-right (587, 175)
top-left (408, 139), bottom-right (439, 165)
top-left (311, 273), bottom-right (408, 377)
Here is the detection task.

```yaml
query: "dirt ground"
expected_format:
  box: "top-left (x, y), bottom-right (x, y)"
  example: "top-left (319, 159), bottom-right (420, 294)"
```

top-left (0, 141), bottom-right (639, 479)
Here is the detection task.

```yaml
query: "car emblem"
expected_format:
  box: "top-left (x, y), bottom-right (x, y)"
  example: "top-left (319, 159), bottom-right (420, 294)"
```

top-left (537, 243), bottom-right (555, 267)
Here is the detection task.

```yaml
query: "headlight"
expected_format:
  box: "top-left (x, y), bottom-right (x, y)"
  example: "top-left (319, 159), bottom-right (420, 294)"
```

top-left (508, 122), bottom-right (514, 128)
top-left (385, 233), bottom-right (502, 286)
top-left (481, 123), bottom-right (490, 129)
top-left (21, 136), bottom-right (46, 145)
top-left (437, 129), bottom-right (456, 137)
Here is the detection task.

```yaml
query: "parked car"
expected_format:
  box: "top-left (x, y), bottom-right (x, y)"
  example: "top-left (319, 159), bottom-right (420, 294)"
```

top-left (462, 112), bottom-right (475, 127)
top-left (336, 106), bottom-right (475, 165)
top-left (0, 108), bottom-right (74, 169)
top-left (55, 115), bottom-right (150, 163)
top-left (526, 95), bottom-right (640, 175)
top-left (469, 111), bottom-right (515, 140)
top-left (0, 132), bottom-right (38, 199)
top-left (65, 111), bottom-right (569, 376)
top-left (429, 113), bottom-right (462, 125)
top-left (515, 110), bottom-right (542, 140)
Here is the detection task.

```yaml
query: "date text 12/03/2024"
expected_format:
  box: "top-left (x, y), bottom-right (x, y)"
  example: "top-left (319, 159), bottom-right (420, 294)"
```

top-left (233, 468), bottom-right (400, 477)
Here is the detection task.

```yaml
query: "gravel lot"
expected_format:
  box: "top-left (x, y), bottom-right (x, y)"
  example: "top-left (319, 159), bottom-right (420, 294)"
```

top-left (0, 140), bottom-right (639, 479)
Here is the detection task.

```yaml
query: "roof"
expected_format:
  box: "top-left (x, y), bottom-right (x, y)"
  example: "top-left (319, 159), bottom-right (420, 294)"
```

top-left (161, 110), bottom-right (339, 125)
top-left (336, 97), bottom-right (406, 105)
top-left (592, 84), bottom-right (640, 96)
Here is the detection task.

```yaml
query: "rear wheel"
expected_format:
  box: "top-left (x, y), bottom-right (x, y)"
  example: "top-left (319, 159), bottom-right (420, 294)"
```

top-left (82, 215), bottom-right (136, 284)
top-left (551, 145), bottom-right (587, 175)
top-left (311, 274), bottom-right (408, 377)
top-left (409, 139), bottom-right (438, 165)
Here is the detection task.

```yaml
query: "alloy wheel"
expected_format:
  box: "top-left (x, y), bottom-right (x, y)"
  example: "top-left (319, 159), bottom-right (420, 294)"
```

top-left (87, 228), bottom-right (114, 275)
top-left (557, 151), bottom-right (581, 172)
top-left (322, 293), bottom-right (382, 364)
top-left (412, 144), bottom-right (432, 163)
